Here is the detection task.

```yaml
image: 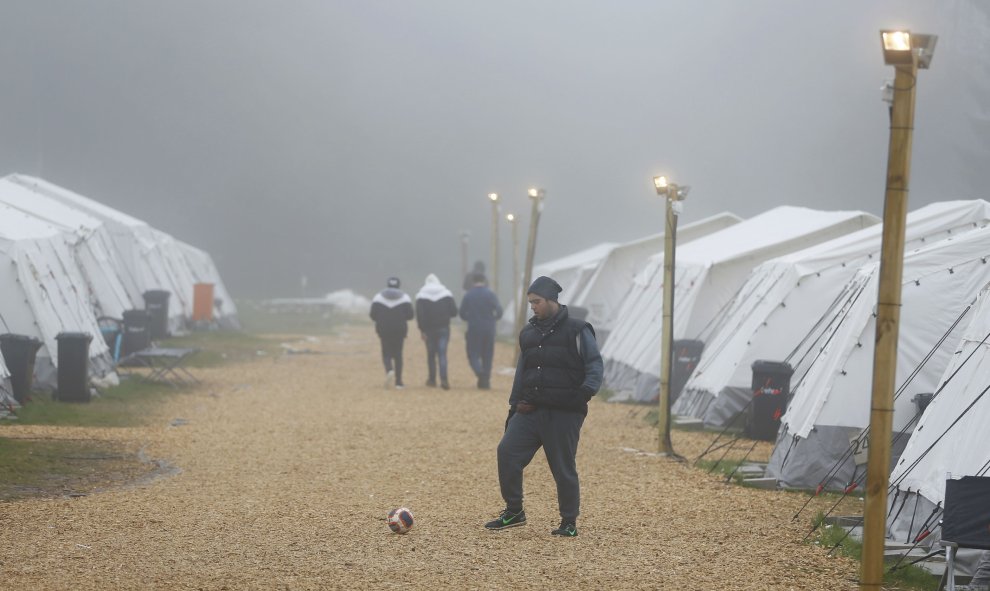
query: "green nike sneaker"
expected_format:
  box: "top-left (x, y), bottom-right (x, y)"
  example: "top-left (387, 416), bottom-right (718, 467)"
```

top-left (550, 520), bottom-right (577, 537)
top-left (484, 509), bottom-right (527, 530)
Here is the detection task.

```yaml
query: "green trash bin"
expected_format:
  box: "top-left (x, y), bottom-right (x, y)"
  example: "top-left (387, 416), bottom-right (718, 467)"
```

top-left (55, 332), bottom-right (92, 403)
top-left (0, 333), bottom-right (43, 404)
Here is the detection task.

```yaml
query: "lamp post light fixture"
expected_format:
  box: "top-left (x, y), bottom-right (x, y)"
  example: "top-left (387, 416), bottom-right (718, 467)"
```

top-left (488, 193), bottom-right (501, 297)
top-left (506, 213), bottom-right (520, 333)
top-left (516, 188), bottom-right (546, 338)
top-left (652, 175), bottom-right (689, 457)
top-left (861, 29), bottom-right (937, 591)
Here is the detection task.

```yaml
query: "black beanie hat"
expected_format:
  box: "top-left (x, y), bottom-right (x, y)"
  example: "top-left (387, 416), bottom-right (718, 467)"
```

top-left (387, 277), bottom-right (400, 288)
top-left (527, 276), bottom-right (562, 301)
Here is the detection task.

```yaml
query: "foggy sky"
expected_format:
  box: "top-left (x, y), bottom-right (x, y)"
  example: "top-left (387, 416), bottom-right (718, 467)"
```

top-left (1, 1), bottom-right (988, 300)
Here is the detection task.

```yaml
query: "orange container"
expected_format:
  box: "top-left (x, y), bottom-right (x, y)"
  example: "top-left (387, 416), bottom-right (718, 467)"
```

top-left (192, 283), bottom-right (215, 322)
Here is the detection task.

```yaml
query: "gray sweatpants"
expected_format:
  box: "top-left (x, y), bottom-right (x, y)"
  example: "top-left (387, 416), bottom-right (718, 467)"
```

top-left (497, 408), bottom-right (585, 521)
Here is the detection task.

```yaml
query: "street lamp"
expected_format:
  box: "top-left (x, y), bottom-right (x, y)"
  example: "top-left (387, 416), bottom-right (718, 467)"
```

top-left (653, 175), bottom-right (689, 457)
top-left (516, 188), bottom-right (546, 338)
top-left (506, 213), bottom-right (520, 331)
top-left (861, 29), bottom-right (937, 591)
top-left (488, 193), bottom-right (500, 296)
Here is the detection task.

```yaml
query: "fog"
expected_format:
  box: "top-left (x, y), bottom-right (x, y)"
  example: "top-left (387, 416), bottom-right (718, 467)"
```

top-left (1, 1), bottom-right (988, 300)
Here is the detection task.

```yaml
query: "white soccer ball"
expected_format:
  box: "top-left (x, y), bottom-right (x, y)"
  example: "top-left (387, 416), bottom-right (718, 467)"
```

top-left (387, 507), bottom-right (414, 534)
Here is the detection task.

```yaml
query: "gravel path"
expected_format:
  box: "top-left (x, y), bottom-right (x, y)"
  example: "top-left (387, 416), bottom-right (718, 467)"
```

top-left (0, 325), bottom-right (862, 590)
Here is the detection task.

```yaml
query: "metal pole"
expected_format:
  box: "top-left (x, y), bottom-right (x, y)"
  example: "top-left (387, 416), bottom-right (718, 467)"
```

top-left (861, 56), bottom-right (917, 591)
top-left (516, 191), bottom-right (544, 338)
top-left (658, 188), bottom-right (678, 456)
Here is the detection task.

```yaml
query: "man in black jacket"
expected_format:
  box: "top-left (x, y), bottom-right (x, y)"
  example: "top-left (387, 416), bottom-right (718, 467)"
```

top-left (369, 277), bottom-right (414, 389)
top-left (484, 276), bottom-right (603, 537)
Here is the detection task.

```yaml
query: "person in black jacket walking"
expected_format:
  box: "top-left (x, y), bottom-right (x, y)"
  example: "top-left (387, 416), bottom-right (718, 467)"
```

top-left (459, 273), bottom-right (503, 389)
top-left (484, 276), bottom-right (603, 537)
top-left (415, 273), bottom-right (458, 389)
top-left (369, 277), bottom-right (414, 389)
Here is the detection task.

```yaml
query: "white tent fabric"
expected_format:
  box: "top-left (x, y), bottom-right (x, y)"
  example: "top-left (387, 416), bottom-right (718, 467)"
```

top-left (602, 206), bottom-right (880, 402)
top-left (8, 174), bottom-right (237, 331)
top-left (676, 200), bottom-right (990, 427)
top-left (175, 240), bottom-right (240, 329)
top-left (0, 175), bottom-right (136, 321)
top-left (0, 203), bottom-right (114, 388)
top-left (0, 355), bottom-right (13, 408)
top-left (532, 242), bottom-right (619, 308)
top-left (767, 223), bottom-right (990, 490)
top-left (569, 212), bottom-right (743, 336)
top-left (886, 283), bottom-right (990, 545)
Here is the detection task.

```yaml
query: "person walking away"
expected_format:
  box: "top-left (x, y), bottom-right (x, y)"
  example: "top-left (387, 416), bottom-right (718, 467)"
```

top-left (459, 273), bottom-right (503, 389)
top-left (415, 273), bottom-right (458, 390)
top-left (370, 277), bottom-right (414, 389)
top-left (485, 276), bottom-right (603, 537)
top-left (463, 260), bottom-right (486, 291)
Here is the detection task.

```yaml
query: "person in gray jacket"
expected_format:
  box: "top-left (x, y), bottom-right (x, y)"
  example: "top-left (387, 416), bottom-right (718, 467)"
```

top-left (484, 276), bottom-right (603, 537)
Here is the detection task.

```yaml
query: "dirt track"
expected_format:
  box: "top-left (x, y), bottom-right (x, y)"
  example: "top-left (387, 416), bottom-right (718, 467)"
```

top-left (0, 324), bottom-right (861, 590)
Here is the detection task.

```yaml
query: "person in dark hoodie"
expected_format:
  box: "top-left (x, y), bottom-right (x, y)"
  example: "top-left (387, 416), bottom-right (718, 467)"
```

top-left (459, 272), bottom-right (503, 389)
top-left (415, 273), bottom-right (458, 390)
top-left (484, 276), bottom-right (603, 538)
top-left (369, 277), bottom-right (414, 389)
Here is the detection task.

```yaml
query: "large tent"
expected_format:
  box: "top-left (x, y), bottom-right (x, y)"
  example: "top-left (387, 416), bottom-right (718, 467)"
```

top-left (0, 175), bottom-right (135, 321)
top-left (886, 282), bottom-right (990, 549)
top-left (8, 174), bottom-right (238, 331)
top-left (602, 206), bottom-right (880, 402)
top-left (766, 223), bottom-right (990, 490)
top-left (531, 242), bottom-right (619, 309)
top-left (0, 202), bottom-right (115, 388)
top-left (568, 212), bottom-right (742, 337)
top-left (675, 200), bottom-right (990, 427)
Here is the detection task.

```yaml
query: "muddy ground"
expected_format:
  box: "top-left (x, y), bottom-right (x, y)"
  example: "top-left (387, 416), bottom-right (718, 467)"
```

top-left (0, 324), bottom-right (862, 590)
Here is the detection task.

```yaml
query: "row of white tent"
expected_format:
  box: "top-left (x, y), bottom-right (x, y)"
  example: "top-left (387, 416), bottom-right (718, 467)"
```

top-left (536, 198), bottom-right (990, 554)
top-left (0, 173), bottom-right (238, 403)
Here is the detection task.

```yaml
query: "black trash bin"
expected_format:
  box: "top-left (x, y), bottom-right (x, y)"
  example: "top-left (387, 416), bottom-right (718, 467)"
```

top-left (55, 332), bottom-right (92, 403)
top-left (122, 309), bottom-right (152, 357)
top-left (746, 360), bottom-right (794, 441)
top-left (671, 339), bottom-right (705, 405)
top-left (143, 289), bottom-right (171, 340)
top-left (0, 333), bottom-right (43, 404)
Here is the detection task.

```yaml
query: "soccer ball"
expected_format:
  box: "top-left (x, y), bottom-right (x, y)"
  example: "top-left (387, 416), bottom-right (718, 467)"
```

top-left (387, 507), bottom-right (414, 534)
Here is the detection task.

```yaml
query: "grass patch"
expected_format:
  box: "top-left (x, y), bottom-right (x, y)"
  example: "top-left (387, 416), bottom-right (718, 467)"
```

top-left (810, 513), bottom-right (939, 590)
top-left (695, 458), bottom-right (747, 484)
top-left (160, 330), bottom-right (283, 366)
top-left (0, 437), bottom-right (153, 501)
top-left (235, 299), bottom-right (353, 335)
top-left (9, 379), bottom-right (175, 428)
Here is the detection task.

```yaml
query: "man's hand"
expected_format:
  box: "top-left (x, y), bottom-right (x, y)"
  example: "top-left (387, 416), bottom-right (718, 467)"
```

top-left (515, 401), bottom-right (537, 414)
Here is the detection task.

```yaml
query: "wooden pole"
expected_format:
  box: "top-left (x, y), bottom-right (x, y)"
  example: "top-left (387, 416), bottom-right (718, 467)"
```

top-left (860, 57), bottom-right (917, 591)
top-left (657, 188), bottom-right (678, 455)
top-left (460, 231), bottom-right (469, 283)
top-left (510, 216), bottom-right (519, 323)
top-left (516, 191), bottom-right (544, 339)
top-left (490, 199), bottom-right (500, 296)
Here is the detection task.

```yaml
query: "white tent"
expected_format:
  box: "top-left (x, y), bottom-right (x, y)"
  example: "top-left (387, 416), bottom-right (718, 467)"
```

top-left (0, 202), bottom-right (115, 388)
top-left (532, 242), bottom-right (619, 309)
top-left (676, 200), bottom-right (990, 427)
top-left (569, 212), bottom-right (743, 336)
top-left (8, 174), bottom-right (238, 331)
top-left (602, 206), bottom-right (880, 402)
top-left (767, 223), bottom-right (990, 490)
top-left (0, 355), bottom-right (13, 408)
top-left (175, 240), bottom-right (240, 329)
top-left (886, 282), bottom-right (990, 547)
top-left (0, 175), bottom-right (136, 321)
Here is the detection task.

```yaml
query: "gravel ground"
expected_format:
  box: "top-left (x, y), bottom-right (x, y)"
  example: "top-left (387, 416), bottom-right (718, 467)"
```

top-left (0, 325), bottom-right (863, 590)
